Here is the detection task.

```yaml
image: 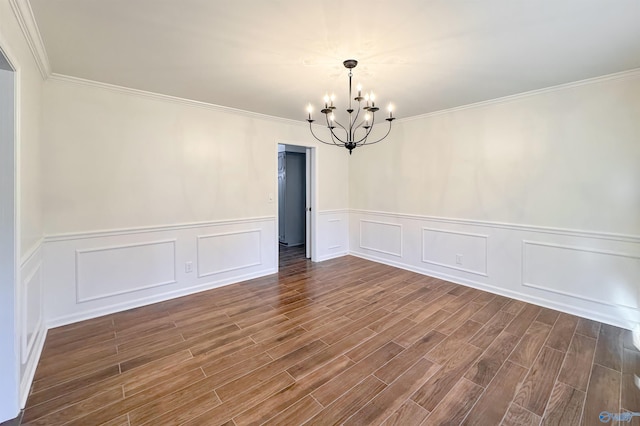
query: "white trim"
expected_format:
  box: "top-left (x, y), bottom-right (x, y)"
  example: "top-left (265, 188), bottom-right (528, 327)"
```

top-left (522, 240), bottom-right (640, 260)
top-left (20, 237), bottom-right (42, 267)
top-left (398, 68), bottom-right (640, 123)
top-left (19, 327), bottom-right (45, 408)
top-left (46, 267), bottom-right (277, 328)
top-left (74, 239), bottom-right (178, 303)
top-left (20, 262), bottom-right (41, 364)
top-left (350, 209), bottom-right (640, 243)
top-left (318, 209), bottom-right (350, 215)
top-left (316, 251), bottom-right (349, 262)
top-left (359, 219), bottom-right (403, 257)
top-left (196, 229), bottom-right (262, 278)
top-left (48, 73), bottom-right (306, 127)
top-left (44, 216), bottom-right (275, 242)
top-left (7, 0), bottom-right (51, 79)
top-left (0, 36), bottom-right (21, 420)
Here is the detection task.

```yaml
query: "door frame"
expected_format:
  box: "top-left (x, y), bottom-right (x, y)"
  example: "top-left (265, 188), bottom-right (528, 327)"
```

top-left (275, 141), bottom-right (318, 267)
top-left (0, 38), bottom-right (20, 421)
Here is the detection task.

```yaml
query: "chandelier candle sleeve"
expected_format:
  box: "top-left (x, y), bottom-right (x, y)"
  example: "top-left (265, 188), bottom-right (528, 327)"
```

top-left (305, 59), bottom-right (396, 155)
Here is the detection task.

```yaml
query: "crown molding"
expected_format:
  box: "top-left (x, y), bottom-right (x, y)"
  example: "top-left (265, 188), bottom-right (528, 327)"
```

top-left (8, 0), bottom-right (51, 79)
top-left (398, 67), bottom-right (640, 123)
top-left (48, 73), bottom-right (308, 127)
top-left (50, 66), bottom-right (640, 126)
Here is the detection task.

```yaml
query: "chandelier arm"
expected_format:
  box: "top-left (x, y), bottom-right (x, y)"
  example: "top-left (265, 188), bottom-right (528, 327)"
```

top-left (361, 120), bottom-right (393, 145)
top-left (353, 119), bottom-right (373, 146)
top-left (325, 114), bottom-right (348, 144)
top-left (331, 118), bottom-right (349, 137)
top-left (353, 115), bottom-right (371, 132)
top-left (329, 127), bottom-right (344, 146)
top-left (309, 122), bottom-right (341, 146)
top-left (329, 127), bottom-right (348, 144)
top-left (357, 112), bottom-right (377, 145)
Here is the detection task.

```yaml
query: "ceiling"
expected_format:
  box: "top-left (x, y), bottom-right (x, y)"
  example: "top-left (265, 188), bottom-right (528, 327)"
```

top-left (30, 0), bottom-right (640, 122)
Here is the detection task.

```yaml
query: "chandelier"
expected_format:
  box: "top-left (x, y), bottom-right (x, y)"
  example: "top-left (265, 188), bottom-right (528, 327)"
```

top-left (306, 59), bottom-right (395, 154)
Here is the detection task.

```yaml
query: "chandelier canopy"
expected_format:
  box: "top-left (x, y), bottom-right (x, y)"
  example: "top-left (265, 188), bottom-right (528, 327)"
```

top-left (306, 59), bottom-right (395, 154)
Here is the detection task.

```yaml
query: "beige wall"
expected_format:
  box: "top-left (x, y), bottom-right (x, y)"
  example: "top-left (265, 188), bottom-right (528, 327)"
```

top-left (42, 77), bottom-right (349, 235)
top-left (350, 74), bottom-right (640, 235)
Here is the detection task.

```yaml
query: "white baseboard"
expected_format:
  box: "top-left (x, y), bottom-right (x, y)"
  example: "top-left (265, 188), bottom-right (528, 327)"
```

top-left (20, 325), bottom-right (46, 407)
top-left (316, 251), bottom-right (349, 262)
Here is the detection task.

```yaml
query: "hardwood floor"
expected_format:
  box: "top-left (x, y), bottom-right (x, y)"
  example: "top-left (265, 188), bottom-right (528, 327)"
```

top-left (22, 247), bottom-right (638, 425)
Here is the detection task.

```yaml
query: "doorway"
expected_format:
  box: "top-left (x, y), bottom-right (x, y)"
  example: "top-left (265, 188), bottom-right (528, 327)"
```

top-left (277, 143), bottom-right (314, 269)
top-left (0, 46), bottom-right (19, 422)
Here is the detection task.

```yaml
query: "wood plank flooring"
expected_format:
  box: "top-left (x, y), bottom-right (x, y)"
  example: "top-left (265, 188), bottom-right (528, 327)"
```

top-left (22, 245), bottom-right (639, 425)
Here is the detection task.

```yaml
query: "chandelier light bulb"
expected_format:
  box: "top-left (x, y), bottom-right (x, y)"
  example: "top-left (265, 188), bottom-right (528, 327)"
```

top-left (307, 103), bottom-right (313, 120)
top-left (357, 83), bottom-right (362, 97)
top-left (323, 94), bottom-right (330, 108)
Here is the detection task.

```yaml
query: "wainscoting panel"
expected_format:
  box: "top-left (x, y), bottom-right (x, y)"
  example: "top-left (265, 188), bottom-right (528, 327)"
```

top-left (350, 209), bottom-right (640, 329)
top-left (327, 219), bottom-right (342, 249)
top-left (22, 262), bottom-right (42, 362)
top-left (359, 219), bottom-right (403, 257)
top-left (197, 230), bottom-right (261, 278)
top-left (76, 240), bottom-right (177, 303)
top-left (44, 217), bottom-right (277, 327)
top-left (317, 210), bottom-right (349, 261)
top-left (19, 240), bottom-right (46, 407)
top-left (523, 240), bottom-right (640, 309)
top-left (422, 228), bottom-right (488, 276)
